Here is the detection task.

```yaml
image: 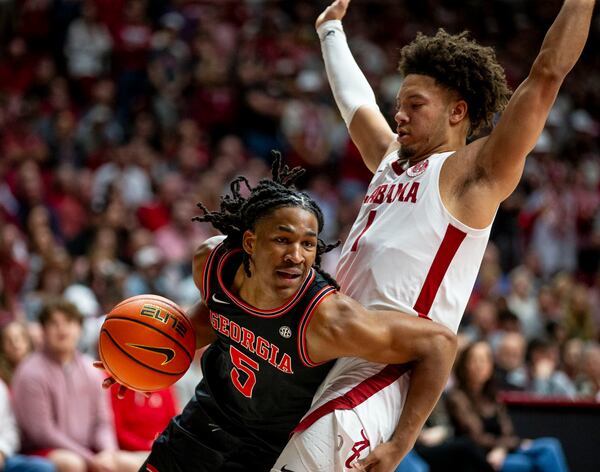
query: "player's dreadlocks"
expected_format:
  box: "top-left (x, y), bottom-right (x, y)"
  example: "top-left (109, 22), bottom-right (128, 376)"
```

top-left (193, 151), bottom-right (340, 288)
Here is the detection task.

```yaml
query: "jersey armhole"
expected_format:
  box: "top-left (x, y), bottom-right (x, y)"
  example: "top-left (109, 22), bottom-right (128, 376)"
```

top-left (200, 242), bottom-right (223, 303)
top-left (297, 286), bottom-right (337, 367)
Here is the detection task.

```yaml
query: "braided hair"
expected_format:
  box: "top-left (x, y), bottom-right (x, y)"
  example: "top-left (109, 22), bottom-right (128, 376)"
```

top-left (192, 151), bottom-right (340, 288)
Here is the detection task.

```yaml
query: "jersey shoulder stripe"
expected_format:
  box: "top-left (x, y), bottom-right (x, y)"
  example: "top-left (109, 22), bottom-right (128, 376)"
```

top-left (297, 286), bottom-right (337, 367)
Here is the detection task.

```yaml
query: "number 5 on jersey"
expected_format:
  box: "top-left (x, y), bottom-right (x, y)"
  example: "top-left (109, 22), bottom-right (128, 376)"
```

top-left (230, 345), bottom-right (259, 397)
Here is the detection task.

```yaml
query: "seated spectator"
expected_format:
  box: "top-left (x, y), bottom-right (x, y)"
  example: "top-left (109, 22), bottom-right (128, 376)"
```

top-left (396, 399), bottom-right (494, 472)
top-left (1, 379), bottom-right (56, 472)
top-left (580, 342), bottom-right (600, 400)
top-left (561, 337), bottom-right (585, 389)
top-left (447, 341), bottom-right (570, 472)
top-left (110, 388), bottom-right (177, 452)
top-left (11, 298), bottom-right (145, 472)
top-left (494, 332), bottom-right (527, 391)
top-left (124, 246), bottom-right (170, 298)
top-left (0, 320), bottom-right (34, 385)
top-left (525, 338), bottom-right (577, 398)
top-left (563, 284), bottom-right (596, 341)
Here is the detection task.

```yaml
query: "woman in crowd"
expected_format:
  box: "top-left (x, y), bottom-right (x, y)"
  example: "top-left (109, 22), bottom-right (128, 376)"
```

top-left (447, 341), bottom-right (570, 472)
top-left (0, 321), bottom-right (34, 385)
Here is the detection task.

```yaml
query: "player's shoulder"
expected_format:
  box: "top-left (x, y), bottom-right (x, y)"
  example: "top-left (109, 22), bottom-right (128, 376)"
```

top-left (311, 290), bottom-right (362, 326)
top-left (194, 235), bottom-right (227, 264)
top-left (193, 235), bottom-right (227, 288)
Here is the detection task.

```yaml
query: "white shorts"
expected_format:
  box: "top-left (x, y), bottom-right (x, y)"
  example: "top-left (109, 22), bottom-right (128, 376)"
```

top-left (272, 362), bottom-right (411, 472)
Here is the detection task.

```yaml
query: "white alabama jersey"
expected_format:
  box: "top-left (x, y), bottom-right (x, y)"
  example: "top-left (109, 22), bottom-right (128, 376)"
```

top-left (337, 149), bottom-right (492, 331)
top-left (294, 150), bottom-right (492, 437)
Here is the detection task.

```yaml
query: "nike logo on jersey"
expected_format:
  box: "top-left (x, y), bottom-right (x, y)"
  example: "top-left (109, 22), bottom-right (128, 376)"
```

top-left (280, 466), bottom-right (296, 472)
top-left (127, 344), bottom-right (175, 365)
top-left (207, 423), bottom-right (221, 432)
top-left (212, 293), bottom-right (230, 305)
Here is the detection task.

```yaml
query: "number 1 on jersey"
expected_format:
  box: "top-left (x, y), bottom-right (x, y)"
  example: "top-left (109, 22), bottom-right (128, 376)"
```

top-left (351, 210), bottom-right (377, 252)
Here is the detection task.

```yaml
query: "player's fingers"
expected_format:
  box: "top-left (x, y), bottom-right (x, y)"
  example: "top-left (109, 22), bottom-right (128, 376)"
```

top-left (102, 377), bottom-right (116, 389)
top-left (350, 459), bottom-right (369, 472)
top-left (93, 361), bottom-right (105, 369)
top-left (117, 385), bottom-right (127, 399)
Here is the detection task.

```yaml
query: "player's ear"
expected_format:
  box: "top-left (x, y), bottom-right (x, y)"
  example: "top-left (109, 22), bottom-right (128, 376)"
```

top-left (449, 99), bottom-right (468, 125)
top-left (242, 230), bottom-right (256, 255)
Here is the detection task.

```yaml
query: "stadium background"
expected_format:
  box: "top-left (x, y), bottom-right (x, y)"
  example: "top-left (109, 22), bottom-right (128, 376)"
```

top-left (0, 0), bottom-right (599, 471)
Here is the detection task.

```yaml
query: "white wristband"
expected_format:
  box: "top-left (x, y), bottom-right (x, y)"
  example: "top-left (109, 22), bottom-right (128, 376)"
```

top-left (317, 20), bottom-right (379, 127)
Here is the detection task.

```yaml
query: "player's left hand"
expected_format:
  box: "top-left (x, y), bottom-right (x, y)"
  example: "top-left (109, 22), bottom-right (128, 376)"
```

top-left (93, 361), bottom-right (150, 399)
top-left (355, 441), bottom-right (405, 472)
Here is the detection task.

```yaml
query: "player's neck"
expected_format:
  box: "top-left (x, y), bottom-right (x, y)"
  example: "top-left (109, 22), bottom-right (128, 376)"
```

top-left (234, 265), bottom-right (288, 310)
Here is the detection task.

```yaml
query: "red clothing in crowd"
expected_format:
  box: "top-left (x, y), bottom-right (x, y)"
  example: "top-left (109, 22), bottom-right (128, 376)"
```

top-left (110, 388), bottom-right (178, 451)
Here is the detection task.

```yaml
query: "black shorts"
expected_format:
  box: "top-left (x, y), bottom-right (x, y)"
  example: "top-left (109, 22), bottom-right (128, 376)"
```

top-left (140, 395), bottom-right (278, 472)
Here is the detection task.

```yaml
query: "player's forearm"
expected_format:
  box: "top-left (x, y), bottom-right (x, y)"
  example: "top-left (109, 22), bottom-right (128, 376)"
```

top-left (531, 0), bottom-right (595, 79)
top-left (187, 301), bottom-right (217, 348)
top-left (386, 333), bottom-right (457, 459)
top-left (317, 20), bottom-right (379, 126)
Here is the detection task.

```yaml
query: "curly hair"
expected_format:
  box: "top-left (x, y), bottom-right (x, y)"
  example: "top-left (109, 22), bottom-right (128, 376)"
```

top-left (192, 151), bottom-right (340, 288)
top-left (398, 29), bottom-right (511, 135)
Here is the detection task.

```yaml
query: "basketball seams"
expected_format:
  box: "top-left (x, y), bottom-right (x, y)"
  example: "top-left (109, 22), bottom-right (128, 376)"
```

top-left (101, 295), bottom-right (197, 391)
top-left (103, 316), bottom-right (194, 361)
top-left (99, 330), bottom-right (184, 382)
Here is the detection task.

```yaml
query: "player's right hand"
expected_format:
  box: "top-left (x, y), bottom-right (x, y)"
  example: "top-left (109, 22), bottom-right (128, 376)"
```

top-left (93, 360), bottom-right (138, 400)
top-left (315, 0), bottom-right (351, 30)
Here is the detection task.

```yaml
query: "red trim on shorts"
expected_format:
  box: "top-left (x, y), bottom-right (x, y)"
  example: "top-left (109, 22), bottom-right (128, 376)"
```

top-left (413, 224), bottom-right (467, 317)
top-left (146, 464), bottom-right (160, 472)
top-left (292, 363), bottom-right (411, 433)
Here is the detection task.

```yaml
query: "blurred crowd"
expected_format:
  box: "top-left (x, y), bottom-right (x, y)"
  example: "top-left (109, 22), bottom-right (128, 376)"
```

top-left (0, 0), bottom-right (600, 470)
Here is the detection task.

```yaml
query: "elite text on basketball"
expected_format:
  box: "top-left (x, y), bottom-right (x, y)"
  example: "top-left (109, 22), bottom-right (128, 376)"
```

top-left (140, 304), bottom-right (189, 338)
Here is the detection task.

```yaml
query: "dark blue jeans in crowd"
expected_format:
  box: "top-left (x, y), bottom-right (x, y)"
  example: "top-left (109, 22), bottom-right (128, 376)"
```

top-left (3, 455), bottom-right (56, 472)
top-left (501, 438), bottom-right (569, 472)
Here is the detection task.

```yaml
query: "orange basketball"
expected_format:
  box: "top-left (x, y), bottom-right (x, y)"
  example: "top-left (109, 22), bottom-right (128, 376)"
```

top-left (98, 294), bottom-right (196, 392)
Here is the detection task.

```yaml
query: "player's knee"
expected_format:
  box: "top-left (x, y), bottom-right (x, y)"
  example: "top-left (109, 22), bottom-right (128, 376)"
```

top-left (47, 450), bottom-right (86, 472)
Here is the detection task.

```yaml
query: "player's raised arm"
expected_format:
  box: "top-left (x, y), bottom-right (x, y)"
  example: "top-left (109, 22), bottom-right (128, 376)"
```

top-left (316, 0), bottom-right (396, 172)
top-left (477, 0), bottom-right (595, 201)
top-left (306, 293), bottom-right (457, 467)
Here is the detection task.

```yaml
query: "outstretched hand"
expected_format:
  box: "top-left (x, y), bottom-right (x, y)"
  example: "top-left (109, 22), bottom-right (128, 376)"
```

top-left (93, 361), bottom-right (148, 399)
top-left (315, 0), bottom-right (351, 29)
top-left (354, 441), bottom-right (405, 472)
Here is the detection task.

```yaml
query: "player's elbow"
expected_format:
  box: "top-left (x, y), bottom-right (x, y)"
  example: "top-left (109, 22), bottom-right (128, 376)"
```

top-left (530, 50), bottom-right (570, 86)
top-left (423, 324), bottom-right (458, 362)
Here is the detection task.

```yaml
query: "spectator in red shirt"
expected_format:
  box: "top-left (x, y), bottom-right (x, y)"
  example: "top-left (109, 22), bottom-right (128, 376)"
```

top-left (110, 388), bottom-right (178, 452)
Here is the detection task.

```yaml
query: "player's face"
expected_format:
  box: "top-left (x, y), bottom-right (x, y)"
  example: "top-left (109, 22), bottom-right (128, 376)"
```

top-left (394, 74), bottom-right (457, 161)
top-left (43, 310), bottom-right (82, 358)
top-left (244, 206), bottom-right (319, 299)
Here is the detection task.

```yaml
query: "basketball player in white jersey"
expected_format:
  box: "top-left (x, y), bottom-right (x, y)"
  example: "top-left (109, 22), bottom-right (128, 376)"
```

top-left (272, 0), bottom-right (596, 471)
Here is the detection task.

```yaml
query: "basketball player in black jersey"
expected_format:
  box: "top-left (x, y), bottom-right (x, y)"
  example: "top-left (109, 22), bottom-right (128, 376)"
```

top-left (102, 153), bottom-right (457, 471)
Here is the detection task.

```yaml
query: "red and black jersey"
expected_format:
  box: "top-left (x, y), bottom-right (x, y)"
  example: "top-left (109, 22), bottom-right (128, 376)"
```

top-left (197, 242), bottom-right (337, 452)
